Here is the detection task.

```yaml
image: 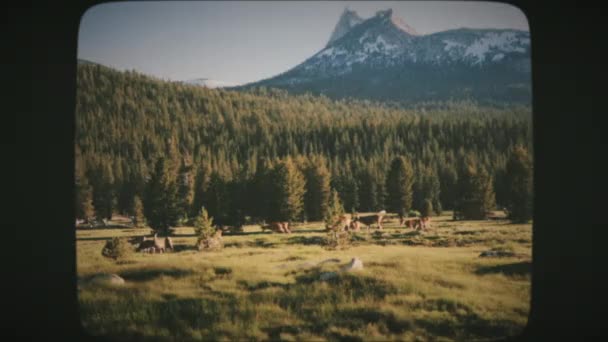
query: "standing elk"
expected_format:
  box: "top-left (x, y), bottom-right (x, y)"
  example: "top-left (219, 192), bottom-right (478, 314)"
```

top-left (357, 210), bottom-right (386, 231)
top-left (329, 214), bottom-right (352, 232)
top-left (135, 233), bottom-right (173, 253)
top-left (262, 221), bottom-right (292, 233)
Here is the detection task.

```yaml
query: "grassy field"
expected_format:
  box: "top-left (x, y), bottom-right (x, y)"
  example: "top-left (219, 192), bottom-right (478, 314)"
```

top-left (76, 212), bottom-right (531, 341)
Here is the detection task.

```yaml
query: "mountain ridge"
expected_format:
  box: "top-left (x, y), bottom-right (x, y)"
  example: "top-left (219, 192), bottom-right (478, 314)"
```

top-left (236, 8), bottom-right (531, 105)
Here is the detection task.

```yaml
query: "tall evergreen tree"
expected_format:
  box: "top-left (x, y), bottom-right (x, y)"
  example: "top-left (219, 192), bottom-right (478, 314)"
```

top-left (132, 195), bottom-right (145, 227)
top-left (455, 157), bottom-right (496, 219)
top-left (421, 198), bottom-right (434, 218)
top-left (191, 162), bottom-right (211, 218)
top-left (358, 168), bottom-right (378, 212)
top-left (75, 174), bottom-right (95, 221)
top-left (439, 165), bottom-right (458, 210)
top-left (205, 172), bottom-right (231, 228)
top-left (504, 146), bottom-right (533, 222)
top-left (303, 158), bottom-right (331, 221)
top-left (143, 158), bottom-right (180, 235)
top-left (385, 156), bottom-right (414, 218)
top-left (324, 188), bottom-right (345, 230)
top-left (92, 162), bottom-right (115, 220)
top-left (268, 158), bottom-right (306, 222)
top-left (176, 155), bottom-right (195, 221)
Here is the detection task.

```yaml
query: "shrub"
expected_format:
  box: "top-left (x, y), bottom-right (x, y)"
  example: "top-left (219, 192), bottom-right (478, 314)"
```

top-left (101, 237), bottom-right (133, 261)
top-left (194, 207), bottom-right (222, 251)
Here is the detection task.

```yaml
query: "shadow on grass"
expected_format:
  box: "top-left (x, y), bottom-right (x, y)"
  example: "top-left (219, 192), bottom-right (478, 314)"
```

top-left (335, 307), bottom-right (412, 334)
top-left (237, 280), bottom-right (289, 291)
top-left (415, 311), bottom-right (523, 340)
top-left (119, 267), bottom-right (195, 282)
top-left (76, 237), bottom-right (115, 242)
top-left (225, 238), bottom-right (277, 248)
top-left (286, 236), bottom-right (327, 246)
top-left (171, 244), bottom-right (199, 252)
top-left (475, 261), bottom-right (531, 277)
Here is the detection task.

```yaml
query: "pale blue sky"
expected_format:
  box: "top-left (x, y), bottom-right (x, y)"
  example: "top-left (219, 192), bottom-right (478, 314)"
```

top-left (78, 1), bottom-right (529, 85)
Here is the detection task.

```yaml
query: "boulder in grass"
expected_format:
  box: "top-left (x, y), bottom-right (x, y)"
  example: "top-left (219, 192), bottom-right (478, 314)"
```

top-left (87, 273), bottom-right (125, 286)
top-left (341, 257), bottom-right (364, 272)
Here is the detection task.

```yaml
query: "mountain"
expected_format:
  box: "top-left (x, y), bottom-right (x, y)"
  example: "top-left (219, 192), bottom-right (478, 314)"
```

top-left (237, 8), bottom-right (531, 105)
top-left (181, 78), bottom-right (238, 89)
top-left (326, 7), bottom-right (364, 47)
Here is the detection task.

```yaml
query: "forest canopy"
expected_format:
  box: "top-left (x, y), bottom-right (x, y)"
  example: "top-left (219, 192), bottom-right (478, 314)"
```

top-left (75, 63), bottom-right (532, 229)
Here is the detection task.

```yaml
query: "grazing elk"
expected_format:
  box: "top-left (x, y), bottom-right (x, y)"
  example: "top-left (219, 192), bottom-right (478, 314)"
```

top-left (349, 218), bottom-right (361, 232)
top-left (136, 233), bottom-right (173, 253)
top-left (357, 210), bottom-right (386, 230)
top-left (330, 214), bottom-right (352, 232)
top-left (263, 221), bottom-right (292, 233)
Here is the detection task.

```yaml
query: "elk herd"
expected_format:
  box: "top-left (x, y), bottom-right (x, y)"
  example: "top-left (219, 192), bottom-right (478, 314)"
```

top-left (122, 210), bottom-right (432, 255)
top-left (129, 233), bottom-right (174, 253)
top-left (261, 210), bottom-right (432, 234)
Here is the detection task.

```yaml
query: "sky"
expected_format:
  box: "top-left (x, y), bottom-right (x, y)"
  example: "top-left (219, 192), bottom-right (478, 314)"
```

top-left (78, 1), bottom-right (529, 86)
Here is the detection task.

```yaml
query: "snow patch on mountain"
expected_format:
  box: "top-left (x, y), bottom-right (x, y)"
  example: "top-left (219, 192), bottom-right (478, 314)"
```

top-left (443, 40), bottom-right (466, 51)
top-left (492, 53), bottom-right (505, 61)
top-left (464, 32), bottom-right (527, 65)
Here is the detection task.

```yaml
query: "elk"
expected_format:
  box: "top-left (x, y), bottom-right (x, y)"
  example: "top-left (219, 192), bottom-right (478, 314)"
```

top-left (357, 210), bottom-right (386, 230)
top-left (330, 214), bottom-right (352, 232)
top-left (136, 233), bottom-right (173, 253)
top-left (263, 221), bottom-right (291, 233)
top-left (349, 218), bottom-right (361, 232)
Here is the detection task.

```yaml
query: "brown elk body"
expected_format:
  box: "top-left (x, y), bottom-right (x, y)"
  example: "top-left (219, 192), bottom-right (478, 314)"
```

top-left (136, 233), bottom-right (173, 253)
top-left (265, 222), bottom-right (291, 233)
top-left (358, 210), bottom-right (386, 230)
top-left (331, 214), bottom-right (352, 231)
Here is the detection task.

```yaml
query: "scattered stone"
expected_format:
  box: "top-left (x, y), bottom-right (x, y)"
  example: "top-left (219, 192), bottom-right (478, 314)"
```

top-left (87, 273), bottom-right (125, 286)
top-left (341, 257), bottom-right (364, 272)
top-left (319, 272), bottom-right (339, 281)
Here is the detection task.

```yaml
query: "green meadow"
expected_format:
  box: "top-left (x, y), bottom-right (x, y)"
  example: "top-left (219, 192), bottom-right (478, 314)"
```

top-left (77, 212), bottom-right (531, 341)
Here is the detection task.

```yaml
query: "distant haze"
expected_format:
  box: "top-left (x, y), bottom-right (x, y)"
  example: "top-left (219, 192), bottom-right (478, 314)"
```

top-left (78, 1), bottom-right (529, 85)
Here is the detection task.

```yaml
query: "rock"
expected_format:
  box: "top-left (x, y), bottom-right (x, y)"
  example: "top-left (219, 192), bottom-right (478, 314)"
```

top-left (320, 272), bottom-right (339, 281)
top-left (88, 273), bottom-right (125, 286)
top-left (342, 257), bottom-right (364, 272)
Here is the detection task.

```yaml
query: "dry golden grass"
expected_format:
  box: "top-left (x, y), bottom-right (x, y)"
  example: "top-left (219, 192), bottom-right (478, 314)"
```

top-left (77, 212), bottom-right (531, 341)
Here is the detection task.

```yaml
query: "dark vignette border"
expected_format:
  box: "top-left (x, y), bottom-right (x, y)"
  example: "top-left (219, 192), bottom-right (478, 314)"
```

top-left (21, 0), bottom-right (600, 341)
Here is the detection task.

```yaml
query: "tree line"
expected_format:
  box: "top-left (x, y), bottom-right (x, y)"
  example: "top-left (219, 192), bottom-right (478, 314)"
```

top-left (74, 63), bottom-right (533, 235)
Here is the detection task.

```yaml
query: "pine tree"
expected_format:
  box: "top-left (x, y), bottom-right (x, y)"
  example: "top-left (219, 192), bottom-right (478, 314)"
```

top-left (251, 158), bottom-right (273, 223)
top-left (132, 195), bottom-right (145, 227)
top-left (269, 158), bottom-right (306, 222)
top-left (194, 206), bottom-right (215, 242)
top-left (191, 162), bottom-right (211, 219)
top-left (176, 156), bottom-right (195, 222)
top-left (455, 157), bottom-right (496, 220)
top-left (358, 168), bottom-right (378, 212)
top-left (421, 198), bottom-right (434, 218)
top-left (205, 172), bottom-right (230, 228)
top-left (504, 146), bottom-right (533, 222)
top-left (143, 158), bottom-right (180, 236)
top-left (304, 158), bottom-right (331, 221)
top-left (324, 188), bottom-right (345, 229)
top-left (92, 162), bottom-right (115, 220)
top-left (385, 156), bottom-right (414, 219)
top-left (75, 164), bottom-right (95, 221)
